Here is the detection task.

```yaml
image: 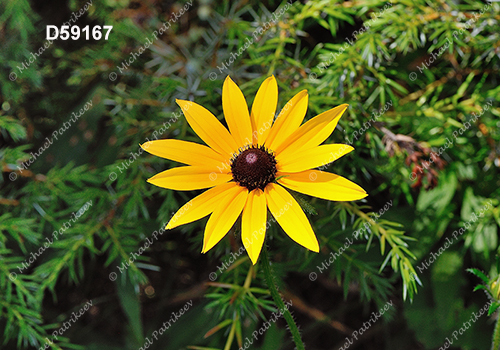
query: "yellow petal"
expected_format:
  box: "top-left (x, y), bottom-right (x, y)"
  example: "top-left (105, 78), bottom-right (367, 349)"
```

top-left (141, 139), bottom-right (227, 168)
top-left (222, 76), bottom-right (253, 147)
top-left (278, 170), bottom-right (367, 201)
top-left (276, 104), bottom-right (348, 157)
top-left (277, 144), bottom-right (354, 173)
top-left (202, 185), bottom-right (248, 253)
top-left (265, 90), bottom-right (308, 152)
top-left (264, 183), bottom-right (319, 252)
top-left (250, 76), bottom-right (278, 145)
top-left (166, 183), bottom-right (239, 230)
top-left (241, 189), bottom-right (267, 264)
top-left (147, 166), bottom-right (231, 191)
top-left (176, 99), bottom-right (238, 158)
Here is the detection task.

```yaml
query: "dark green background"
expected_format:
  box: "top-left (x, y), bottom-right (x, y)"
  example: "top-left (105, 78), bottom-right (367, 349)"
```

top-left (1, 0), bottom-right (499, 349)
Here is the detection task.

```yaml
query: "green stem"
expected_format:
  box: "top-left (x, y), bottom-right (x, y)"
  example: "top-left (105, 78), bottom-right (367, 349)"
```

top-left (261, 245), bottom-right (305, 350)
top-left (223, 318), bottom-right (237, 350)
top-left (492, 310), bottom-right (500, 350)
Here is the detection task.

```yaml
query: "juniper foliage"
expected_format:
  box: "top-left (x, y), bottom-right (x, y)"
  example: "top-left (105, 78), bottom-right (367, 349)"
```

top-left (1, 0), bottom-right (499, 349)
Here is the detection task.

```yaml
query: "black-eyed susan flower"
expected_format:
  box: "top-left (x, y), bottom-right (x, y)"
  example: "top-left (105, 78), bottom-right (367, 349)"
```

top-left (142, 76), bottom-right (367, 264)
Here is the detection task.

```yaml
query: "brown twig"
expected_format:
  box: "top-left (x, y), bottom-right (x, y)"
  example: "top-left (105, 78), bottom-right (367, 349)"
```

top-left (282, 289), bottom-right (354, 335)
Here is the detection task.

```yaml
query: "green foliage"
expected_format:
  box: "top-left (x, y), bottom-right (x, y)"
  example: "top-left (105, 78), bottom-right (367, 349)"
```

top-left (468, 266), bottom-right (500, 350)
top-left (1, 0), bottom-right (499, 349)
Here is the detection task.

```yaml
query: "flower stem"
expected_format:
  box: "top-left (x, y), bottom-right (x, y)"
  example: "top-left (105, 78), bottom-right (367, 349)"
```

top-left (491, 311), bottom-right (500, 350)
top-left (261, 245), bottom-right (305, 350)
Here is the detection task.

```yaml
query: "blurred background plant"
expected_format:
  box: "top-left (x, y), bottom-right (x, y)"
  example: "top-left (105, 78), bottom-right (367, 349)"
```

top-left (1, 0), bottom-right (499, 349)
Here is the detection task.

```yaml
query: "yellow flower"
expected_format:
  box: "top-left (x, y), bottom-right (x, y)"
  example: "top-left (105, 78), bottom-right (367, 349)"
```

top-left (142, 76), bottom-right (367, 264)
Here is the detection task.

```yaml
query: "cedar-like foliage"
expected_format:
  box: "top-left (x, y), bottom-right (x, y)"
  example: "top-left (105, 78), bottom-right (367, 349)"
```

top-left (1, 0), bottom-right (499, 349)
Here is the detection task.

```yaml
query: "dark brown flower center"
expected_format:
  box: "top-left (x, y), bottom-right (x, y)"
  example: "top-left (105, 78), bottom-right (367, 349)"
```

top-left (231, 145), bottom-right (277, 191)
